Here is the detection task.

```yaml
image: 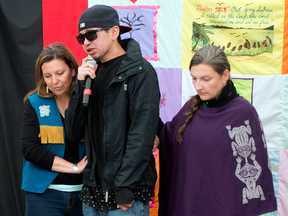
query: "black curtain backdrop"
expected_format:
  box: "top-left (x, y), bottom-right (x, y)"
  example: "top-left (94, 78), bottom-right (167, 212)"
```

top-left (0, 0), bottom-right (42, 215)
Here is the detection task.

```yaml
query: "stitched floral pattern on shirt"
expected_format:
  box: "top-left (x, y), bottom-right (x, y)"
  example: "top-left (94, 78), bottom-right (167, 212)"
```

top-left (39, 105), bottom-right (50, 117)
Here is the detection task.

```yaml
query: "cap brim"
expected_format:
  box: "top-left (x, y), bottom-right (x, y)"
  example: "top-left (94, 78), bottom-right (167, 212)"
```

top-left (119, 26), bottom-right (132, 35)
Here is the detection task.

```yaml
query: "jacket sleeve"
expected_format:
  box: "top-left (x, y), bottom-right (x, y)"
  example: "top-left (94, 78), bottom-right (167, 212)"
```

top-left (114, 62), bottom-right (160, 204)
top-left (21, 100), bottom-right (55, 170)
top-left (157, 117), bottom-right (164, 136)
top-left (64, 79), bottom-right (87, 141)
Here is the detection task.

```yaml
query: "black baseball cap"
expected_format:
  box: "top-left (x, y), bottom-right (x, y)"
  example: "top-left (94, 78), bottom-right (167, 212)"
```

top-left (78, 4), bottom-right (132, 34)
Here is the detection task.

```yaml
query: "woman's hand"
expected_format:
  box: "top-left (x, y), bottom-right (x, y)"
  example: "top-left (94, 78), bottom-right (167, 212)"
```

top-left (52, 156), bottom-right (88, 174)
top-left (77, 56), bottom-right (98, 80)
top-left (76, 156), bottom-right (88, 174)
top-left (152, 135), bottom-right (160, 152)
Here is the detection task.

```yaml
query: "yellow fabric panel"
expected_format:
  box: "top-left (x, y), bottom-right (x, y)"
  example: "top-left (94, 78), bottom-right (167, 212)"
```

top-left (182, 0), bottom-right (284, 75)
top-left (232, 78), bottom-right (253, 103)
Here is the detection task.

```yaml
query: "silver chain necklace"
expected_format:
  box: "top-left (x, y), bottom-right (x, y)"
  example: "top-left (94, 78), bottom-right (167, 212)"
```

top-left (58, 104), bottom-right (65, 118)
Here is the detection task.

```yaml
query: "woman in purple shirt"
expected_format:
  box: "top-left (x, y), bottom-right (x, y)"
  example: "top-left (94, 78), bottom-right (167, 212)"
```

top-left (158, 45), bottom-right (277, 216)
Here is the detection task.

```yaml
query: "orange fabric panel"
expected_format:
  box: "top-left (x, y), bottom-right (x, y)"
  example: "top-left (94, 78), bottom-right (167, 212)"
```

top-left (150, 149), bottom-right (160, 215)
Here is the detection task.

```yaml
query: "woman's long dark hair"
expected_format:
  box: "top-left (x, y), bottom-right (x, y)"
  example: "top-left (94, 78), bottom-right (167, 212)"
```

top-left (177, 45), bottom-right (231, 142)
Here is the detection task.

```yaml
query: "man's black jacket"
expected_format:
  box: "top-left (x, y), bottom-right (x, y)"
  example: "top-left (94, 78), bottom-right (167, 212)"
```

top-left (65, 38), bottom-right (160, 205)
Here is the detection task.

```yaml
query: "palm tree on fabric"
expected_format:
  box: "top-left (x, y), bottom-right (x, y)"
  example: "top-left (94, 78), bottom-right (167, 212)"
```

top-left (192, 22), bottom-right (214, 51)
top-left (120, 12), bottom-right (146, 38)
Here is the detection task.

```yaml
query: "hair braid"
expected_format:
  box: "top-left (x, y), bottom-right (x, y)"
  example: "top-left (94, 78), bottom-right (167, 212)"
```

top-left (177, 95), bottom-right (201, 143)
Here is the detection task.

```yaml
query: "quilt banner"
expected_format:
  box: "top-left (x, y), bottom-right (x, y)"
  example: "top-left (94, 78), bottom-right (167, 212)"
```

top-left (42, 0), bottom-right (288, 215)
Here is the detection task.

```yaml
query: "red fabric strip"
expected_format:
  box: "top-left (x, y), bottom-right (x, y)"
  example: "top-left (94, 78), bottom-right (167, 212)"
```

top-left (42, 0), bottom-right (88, 64)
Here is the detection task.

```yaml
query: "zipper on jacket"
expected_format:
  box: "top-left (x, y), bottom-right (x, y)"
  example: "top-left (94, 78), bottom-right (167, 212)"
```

top-left (105, 191), bottom-right (109, 202)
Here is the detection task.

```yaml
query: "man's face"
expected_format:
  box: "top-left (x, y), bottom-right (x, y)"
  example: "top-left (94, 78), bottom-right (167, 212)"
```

top-left (79, 27), bottom-right (113, 62)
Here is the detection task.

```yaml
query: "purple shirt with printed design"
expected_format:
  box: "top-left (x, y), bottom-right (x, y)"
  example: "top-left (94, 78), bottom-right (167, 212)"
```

top-left (159, 97), bottom-right (277, 216)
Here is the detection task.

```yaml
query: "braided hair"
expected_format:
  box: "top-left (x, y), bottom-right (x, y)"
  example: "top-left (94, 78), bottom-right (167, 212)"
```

top-left (177, 45), bottom-right (230, 142)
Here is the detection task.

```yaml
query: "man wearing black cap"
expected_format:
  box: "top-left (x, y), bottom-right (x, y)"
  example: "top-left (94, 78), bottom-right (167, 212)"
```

top-left (65, 4), bottom-right (160, 215)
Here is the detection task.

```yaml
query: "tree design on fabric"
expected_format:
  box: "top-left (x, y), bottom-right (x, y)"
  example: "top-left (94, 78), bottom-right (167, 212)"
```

top-left (192, 22), bottom-right (214, 51)
top-left (120, 12), bottom-right (146, 38)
